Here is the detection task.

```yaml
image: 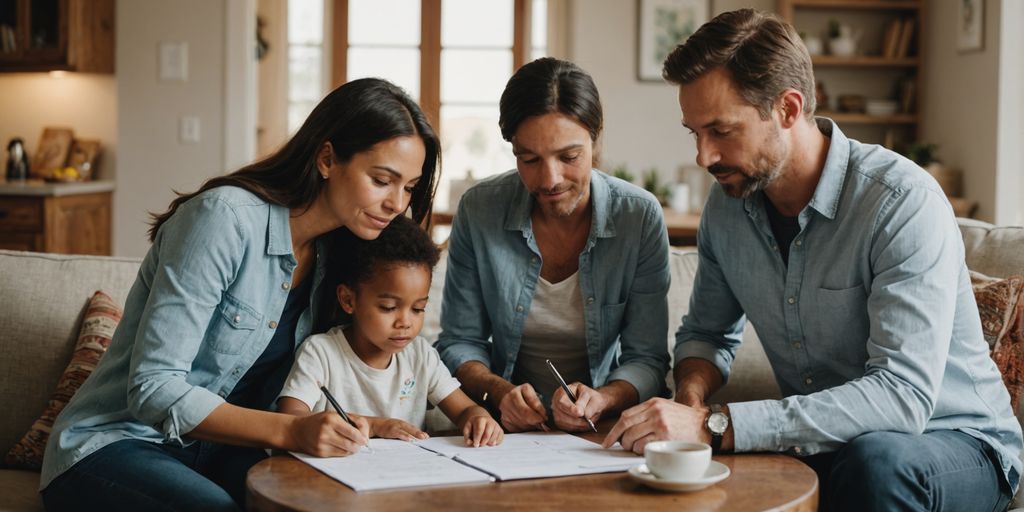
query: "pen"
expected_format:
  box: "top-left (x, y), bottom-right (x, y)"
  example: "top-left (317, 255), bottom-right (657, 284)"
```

top-left (545, 359), bottom-right (598, 433)
top-left (320, 385), bottom-right (373, 453)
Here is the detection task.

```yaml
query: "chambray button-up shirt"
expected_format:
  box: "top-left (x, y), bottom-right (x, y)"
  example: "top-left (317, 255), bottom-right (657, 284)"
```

top-left (436, 170), bottom-right (671, 402)
top-left (677, 119), bottom-right (1023, 490)
top-left (41, 187), bottom-right (327, 490)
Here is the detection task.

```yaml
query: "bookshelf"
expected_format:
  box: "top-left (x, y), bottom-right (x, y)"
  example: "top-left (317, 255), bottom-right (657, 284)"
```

top-left (778, 0), bottom-right (924, 148)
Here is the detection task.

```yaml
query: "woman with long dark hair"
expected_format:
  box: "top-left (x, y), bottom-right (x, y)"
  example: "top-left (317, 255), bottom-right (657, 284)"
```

top-left (40, 78), bottom-right (440, 511)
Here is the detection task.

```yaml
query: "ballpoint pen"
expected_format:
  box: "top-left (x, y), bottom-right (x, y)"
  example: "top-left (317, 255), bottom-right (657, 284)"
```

top-left (320, 385), bottom-right (373, 453)
top-left (545, 359), bottom-right (599, 433)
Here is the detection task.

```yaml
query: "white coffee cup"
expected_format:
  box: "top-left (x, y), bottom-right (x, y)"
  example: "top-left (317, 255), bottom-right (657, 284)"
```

top-left (644, 441), bottom-right (712, 480)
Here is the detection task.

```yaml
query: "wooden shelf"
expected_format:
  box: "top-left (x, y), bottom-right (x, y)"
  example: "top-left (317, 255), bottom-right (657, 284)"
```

top-left (820, 111), bottom-right (917, 125)
top-left (788, 0), bottom-right (920, 10)
top-left (811, 55), bottom-right (917, 67)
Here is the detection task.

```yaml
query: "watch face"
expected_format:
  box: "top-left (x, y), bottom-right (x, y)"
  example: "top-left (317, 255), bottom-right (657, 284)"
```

top-left (708, 413), bottom-right (729, 434)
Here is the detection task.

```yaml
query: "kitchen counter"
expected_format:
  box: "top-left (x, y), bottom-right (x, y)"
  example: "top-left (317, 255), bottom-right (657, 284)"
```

top-left (0, 179), bottom-right (115, 196)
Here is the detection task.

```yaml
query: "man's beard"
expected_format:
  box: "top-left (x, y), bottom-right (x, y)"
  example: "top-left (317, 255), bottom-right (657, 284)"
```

top-left (709, 129), bottom-right (787, 199)
top-left (534, 184), bottom-right (585, 217)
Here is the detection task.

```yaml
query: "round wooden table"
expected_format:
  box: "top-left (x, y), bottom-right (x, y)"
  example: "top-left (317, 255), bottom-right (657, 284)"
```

top-left (247, 451), bottom-right (818, 511)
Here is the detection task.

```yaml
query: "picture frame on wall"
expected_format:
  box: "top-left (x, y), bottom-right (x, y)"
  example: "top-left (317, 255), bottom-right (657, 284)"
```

top-left (957, 0), bottom-right (984, 52)
top-left (636, 0), bottom-right (709, 82)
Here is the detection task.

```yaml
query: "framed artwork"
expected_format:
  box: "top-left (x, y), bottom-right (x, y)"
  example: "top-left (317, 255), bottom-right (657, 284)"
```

top-left (957, 0), bottom-right (984, 52)
top-left (636, 0), bottom-right (708, 82)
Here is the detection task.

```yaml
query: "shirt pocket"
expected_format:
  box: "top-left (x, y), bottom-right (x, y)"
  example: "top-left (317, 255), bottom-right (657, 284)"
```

top-left (205, 293), bottom-right (262, 355)
top-left (601, 302), bottom-right (627, 344)
top-left (808, 285), bottom-right (869, 364)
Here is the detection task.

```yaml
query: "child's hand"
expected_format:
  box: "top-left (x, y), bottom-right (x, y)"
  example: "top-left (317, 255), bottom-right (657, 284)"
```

top-left (462, 412), bottom-right (504, 447)
top-left (368, 417), bottom-right (429, 442)
top-left (289, 411), bottom-right (370, 457)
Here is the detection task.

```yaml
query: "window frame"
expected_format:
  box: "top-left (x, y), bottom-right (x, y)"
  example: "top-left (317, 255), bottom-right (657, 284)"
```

top-left (328, 0), bottom-right (534, 129)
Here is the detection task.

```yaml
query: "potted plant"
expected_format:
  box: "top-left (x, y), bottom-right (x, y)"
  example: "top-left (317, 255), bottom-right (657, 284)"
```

top-left (641, 168), bottom-right (671, 206)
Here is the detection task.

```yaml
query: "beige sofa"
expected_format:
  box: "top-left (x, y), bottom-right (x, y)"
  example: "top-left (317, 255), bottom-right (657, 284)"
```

top-left (1, 218), bottom-right (1021, 511)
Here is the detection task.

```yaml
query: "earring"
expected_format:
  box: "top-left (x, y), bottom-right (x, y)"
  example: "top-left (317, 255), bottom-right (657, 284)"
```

top-left (320, 173), bottom-right (328, 180)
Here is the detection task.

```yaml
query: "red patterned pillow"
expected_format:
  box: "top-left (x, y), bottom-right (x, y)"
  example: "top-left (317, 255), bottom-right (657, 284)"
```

top-left (971, 272), bottom-right (1024, 409)
top-left (3, 291), bottom-right (122, 470)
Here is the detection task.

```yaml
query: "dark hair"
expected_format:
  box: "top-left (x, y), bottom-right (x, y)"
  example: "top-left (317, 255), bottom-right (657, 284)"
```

top-left (498, 57), bottom-right (604, 144)
top-left (662, 9), bottom-right (816, 120)
top-left (147, 78), bottom-right (441, 241)
top-left (335, 215), bottom-right (440, 289)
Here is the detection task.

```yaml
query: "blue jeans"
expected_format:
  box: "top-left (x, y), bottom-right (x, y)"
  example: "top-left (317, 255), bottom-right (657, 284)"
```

top-left (41, 439), bottom-right (267, 512)
top-left (800, 430), bottom-right (1012, 512)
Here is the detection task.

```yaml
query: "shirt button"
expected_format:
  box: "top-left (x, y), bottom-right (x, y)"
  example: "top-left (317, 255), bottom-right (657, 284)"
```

top-left (787, 297), bottom-right (796, 304)
top-left (233, 315), bottom-right (242, 324)
top-left (804, 377), bottom-right (813, 385)
top-left (269, 320), bottom-right (278, 329)
top-left (531, 257), bottom-right (538, 264)
top-left (282, 282), bottom-right (290, 290)
top-left (795, 240), bottom-right (802, 247)
top-left (587, 297), bottom-right (595, 304)
top-left (516, 305), bottom-right (524, 312)
top-left (793, 446), bottom-right (803, 454)
top-left (793, 341), bottom-right (802, 349)
top-left (772, 245), bottom-right (778, 251)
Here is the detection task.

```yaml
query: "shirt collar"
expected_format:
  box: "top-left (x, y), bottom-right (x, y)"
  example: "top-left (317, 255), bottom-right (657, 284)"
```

top-left (743, 117), bottom-right (847, 221)
top-left (266, 202), bottom-right (294, 256)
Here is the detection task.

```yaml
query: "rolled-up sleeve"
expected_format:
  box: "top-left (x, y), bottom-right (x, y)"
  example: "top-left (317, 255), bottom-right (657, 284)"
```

top-left (435, 197), bottom-right (494, 373)
top-left (608, 201), bottom-right (671, 401)
top-left (126, 196), bottom-right (243, 444)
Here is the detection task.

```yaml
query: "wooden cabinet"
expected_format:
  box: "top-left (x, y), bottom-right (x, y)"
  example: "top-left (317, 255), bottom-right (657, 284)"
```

top-left (0, 181), bottom-right (112, 255)
top-left (0, 0), bottom-right (115, 73)
top-left (778, 0), bottom-right (924, 147)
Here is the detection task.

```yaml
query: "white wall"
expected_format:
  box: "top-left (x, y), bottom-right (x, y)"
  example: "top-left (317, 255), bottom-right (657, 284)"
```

top-left (116, 0), bottom-right (230, 257)
top-left (0, 73), bottom-right (116, 181)
top-left (567, 0), bottom-right (773, 185)
top-left (996, 0), bottom-right (1024, 226)
top-left (921, 0), bottom-right (1002, 222)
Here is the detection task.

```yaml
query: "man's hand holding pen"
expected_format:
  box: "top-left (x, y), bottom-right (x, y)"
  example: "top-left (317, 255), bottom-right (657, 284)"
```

top-left (551, 382), bottom-right (606, 432)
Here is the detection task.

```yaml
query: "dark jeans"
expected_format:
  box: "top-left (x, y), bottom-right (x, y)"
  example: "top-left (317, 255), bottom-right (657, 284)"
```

top-left (799, 430), bottom-right (1013, 512)
top-left (41, 439), bottom-right (268, 512)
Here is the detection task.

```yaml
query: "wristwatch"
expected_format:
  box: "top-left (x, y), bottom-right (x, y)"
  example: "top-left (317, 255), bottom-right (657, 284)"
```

top-left (705, 404), bottom-right (729, 452)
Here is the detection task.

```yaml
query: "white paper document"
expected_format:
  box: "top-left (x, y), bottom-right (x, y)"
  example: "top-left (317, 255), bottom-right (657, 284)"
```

top-left (291, 439), bottom-right (492, 492)
top-left (292, 432), bottom-right (642, 492)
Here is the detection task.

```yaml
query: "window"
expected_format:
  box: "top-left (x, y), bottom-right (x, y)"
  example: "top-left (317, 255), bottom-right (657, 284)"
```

top-left (336, 0), bottom-right (548, 211)
top-left (286, 0), bottom-right (328, 134)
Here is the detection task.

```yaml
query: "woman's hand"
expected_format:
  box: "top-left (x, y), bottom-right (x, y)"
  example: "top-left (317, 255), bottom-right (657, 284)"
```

top-left (459, 407), bottom-right (504, 447)
top-left (551, 382), bottom-right (606, 432)
top-left (496, 383), bottom-right (549, 432)
top-left (366, 416), bottom-right (429, 442)
top-left (288, 411), bottom-right (370, 457)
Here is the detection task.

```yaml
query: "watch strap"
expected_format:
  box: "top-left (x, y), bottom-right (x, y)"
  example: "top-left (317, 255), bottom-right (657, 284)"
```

top-left (708, 403), bottom-right (725, 452)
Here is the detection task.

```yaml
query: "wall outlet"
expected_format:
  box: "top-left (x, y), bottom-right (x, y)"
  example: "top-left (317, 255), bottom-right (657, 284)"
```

top-left (179, 116), bottom-right (200, 144)
top-left (159, 42), bottom-right (188, 82)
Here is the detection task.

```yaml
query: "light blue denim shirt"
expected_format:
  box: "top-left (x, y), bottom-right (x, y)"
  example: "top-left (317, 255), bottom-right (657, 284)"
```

top-left (41, 186), bottom-right (328, 489)
top-left (436, 170), bottom-right (671, 402)
top-left (676, 118), bottom-right (1023, 490)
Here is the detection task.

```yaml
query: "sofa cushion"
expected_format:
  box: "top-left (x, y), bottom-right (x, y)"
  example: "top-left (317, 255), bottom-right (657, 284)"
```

top-left (5, 291), bottom-right (122, 469)
top-left (972, 271), bottom-right (1024, 410)
top-left (0, 251), bottom-right (140, 460)
top-left (960, 218), bottom-right (1024, 279)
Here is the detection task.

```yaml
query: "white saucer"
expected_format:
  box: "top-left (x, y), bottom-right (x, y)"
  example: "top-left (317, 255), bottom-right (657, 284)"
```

top-left (628, 461), bottom-right (730, 492)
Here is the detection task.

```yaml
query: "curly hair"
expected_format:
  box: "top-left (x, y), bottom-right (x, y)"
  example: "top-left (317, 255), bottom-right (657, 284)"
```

top-left (333, 215), bottom-right (439, 289)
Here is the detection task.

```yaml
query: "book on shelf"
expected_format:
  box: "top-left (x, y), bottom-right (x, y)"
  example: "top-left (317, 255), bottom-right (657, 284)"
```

top-left (896, 17), bottom-right (916, 58)
top-left (881, 19), bottom-right (902, 58)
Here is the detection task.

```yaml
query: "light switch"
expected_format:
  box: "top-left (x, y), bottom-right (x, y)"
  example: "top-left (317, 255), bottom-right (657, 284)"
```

top-left (159, 42), bottom-right (188, 82)
top-left (179, 116), bottom-right (200, 144)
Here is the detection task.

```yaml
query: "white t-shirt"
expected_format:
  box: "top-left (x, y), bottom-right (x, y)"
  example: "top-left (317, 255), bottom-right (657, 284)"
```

top-left (279, 326), bottom-right (461, 429)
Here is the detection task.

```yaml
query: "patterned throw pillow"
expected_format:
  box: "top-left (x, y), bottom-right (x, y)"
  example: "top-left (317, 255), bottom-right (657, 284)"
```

top-left (971, 271), bottom-right (1024, 409)
top-left (3, 291), bottom-right (122, 470)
